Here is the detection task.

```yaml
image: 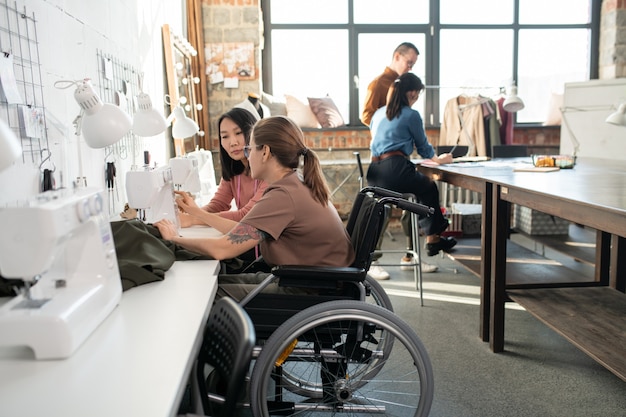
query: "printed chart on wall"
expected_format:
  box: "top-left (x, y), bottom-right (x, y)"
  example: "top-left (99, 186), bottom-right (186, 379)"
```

top-left (205, 42), bottom-right (255, 87)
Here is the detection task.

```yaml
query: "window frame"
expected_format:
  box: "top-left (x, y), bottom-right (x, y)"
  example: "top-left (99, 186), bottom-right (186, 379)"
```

top-left (260, 0), bottom-right (600, 128)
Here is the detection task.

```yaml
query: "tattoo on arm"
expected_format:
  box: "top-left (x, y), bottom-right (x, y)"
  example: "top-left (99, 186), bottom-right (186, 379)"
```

top-left (227, 222), bottom-right (266, 245)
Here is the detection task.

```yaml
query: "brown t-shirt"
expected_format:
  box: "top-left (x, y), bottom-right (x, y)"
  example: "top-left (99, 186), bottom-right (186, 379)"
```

top-left (360, 66), bottom-right (399, 127)
top-left (241, 171), bottom-right (355, 268)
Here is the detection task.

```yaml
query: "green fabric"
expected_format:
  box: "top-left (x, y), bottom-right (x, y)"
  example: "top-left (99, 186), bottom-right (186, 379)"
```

top-left (111, 219), bottom-right (212, 291)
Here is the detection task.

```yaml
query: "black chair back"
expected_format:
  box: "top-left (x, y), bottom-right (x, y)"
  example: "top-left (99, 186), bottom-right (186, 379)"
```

top-left (492, 144), bottom-right (528, 158)
top-left (437, 145), bottom-right (469, 158)
top-left (197, 297), bottom-right (255, 417)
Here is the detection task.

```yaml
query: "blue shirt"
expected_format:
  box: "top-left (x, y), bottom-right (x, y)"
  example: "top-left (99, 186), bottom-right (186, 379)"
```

top-left (370, 106), bottom-right (435, 159)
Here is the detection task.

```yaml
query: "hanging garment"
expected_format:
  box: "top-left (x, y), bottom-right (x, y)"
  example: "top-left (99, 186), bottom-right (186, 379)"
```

top-left (440, 95), bottom-right (487, 156)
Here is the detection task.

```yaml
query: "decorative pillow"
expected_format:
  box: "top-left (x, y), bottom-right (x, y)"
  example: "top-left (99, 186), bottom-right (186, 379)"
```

top-left (543, 92), bottom-right (563, 126)
top-left (285, 94), bottom-right (321, 128)
top-left (260, 92), bottom-right (287, 116)
top-left (308, 96), bottom-right (345, 128)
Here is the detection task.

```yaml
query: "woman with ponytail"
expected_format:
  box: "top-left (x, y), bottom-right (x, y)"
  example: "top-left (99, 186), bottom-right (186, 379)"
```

top-left (155, 116), bottom-right (354, 301)
top-left (367, 72), bottom-right (456, 258)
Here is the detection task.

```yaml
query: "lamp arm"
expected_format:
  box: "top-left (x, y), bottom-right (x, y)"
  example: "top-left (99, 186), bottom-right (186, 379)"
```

top-left (560, 111), bottom-right (580, 157)
top-left (72, 111), bottom-right (87, 187)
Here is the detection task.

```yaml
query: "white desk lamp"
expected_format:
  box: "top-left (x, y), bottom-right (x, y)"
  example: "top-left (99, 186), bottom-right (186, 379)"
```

top-left (503, 84), bottom-right (525, 112)
top-left (0, 118), bottom-right (21, 171)
top-left (167, 103), bottom-right (199, 139)
top-left (55, 79), bottom-right (132, 186)
top-left (132, 74), bottom-right (167, 137)
top-left (605, 102), bottom-right (626, 127)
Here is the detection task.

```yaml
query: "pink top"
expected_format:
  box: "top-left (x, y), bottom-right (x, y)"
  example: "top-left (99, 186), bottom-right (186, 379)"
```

top-left (203, 173), bottom-right (268, 221)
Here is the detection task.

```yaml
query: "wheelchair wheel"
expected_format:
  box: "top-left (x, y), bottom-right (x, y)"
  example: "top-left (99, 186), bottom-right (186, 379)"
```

top-left (364, 275), bottom-right (394, 312)
top-left (249, 300), bottom-right (434, 417)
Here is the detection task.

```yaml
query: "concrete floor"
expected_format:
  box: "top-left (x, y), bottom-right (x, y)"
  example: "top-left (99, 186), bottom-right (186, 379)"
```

top-left (374, 229), bottom-right (626, 417)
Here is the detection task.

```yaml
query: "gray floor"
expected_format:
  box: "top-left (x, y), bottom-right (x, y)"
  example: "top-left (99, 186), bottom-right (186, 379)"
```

top-left (375, 229), bottom-right (626, 417)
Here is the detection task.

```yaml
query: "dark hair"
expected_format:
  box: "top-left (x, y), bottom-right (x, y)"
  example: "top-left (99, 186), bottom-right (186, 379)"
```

top-left (218, 107), bottom-right (258, 181)
top-left (386, 73), bottom-right (425, 120)
top-left (251, 116), bottom-right (331, 206)
top-left (393, 42), bottom-right (420, 57)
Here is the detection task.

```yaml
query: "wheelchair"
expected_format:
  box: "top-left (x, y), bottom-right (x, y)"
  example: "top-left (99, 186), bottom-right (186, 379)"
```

top-left (203, 187), bottom-right (436, 416)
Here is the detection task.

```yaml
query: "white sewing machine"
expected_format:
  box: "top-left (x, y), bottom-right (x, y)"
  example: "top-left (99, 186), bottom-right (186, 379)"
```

top-left (125, 165), bottom-right (180, 226)
top-left (170, 156), bottom-right (201, 193)
top-left (0, 188), bottom-right (122, 359)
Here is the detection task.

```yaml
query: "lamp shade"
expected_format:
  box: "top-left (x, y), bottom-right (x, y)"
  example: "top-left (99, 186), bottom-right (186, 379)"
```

top-left (169, 105), bottom-right (199, 139)
top-left (503, 85), bottom-right (525, 112)
top-left (133, 92), bottom-right (167, 137)
top-left (74, 79), bottom-right (132, 148)
top-left (605, 103), bottom-right (626, 127)
top-left (0, 118), bottom-right (21, 171)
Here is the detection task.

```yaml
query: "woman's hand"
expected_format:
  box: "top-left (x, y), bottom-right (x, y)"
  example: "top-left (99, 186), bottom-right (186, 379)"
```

top-left (154, 219), bottom-right (179, 240)
top-left (433, 152), bottom-right (454, 165)
top-left (175, 191), bottom-right (201, 214)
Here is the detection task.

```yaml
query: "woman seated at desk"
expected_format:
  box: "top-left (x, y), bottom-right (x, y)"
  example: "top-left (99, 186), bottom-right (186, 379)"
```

top-left (367, 72), bottom-right (456, 257)
top-left (155, 116), bottom-right (355, 301)
top-left (178, 107), bottom-right (268, 234)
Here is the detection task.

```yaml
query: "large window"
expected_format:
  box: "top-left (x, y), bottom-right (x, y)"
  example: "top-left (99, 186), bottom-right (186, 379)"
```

top-left (261, 0), bottom-right (599, 127)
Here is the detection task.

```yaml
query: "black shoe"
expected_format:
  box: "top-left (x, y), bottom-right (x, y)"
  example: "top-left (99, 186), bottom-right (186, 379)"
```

top-left (426, 236), bottom-right (457, 256)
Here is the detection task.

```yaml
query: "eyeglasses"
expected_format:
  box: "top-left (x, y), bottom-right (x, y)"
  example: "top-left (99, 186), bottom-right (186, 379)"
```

top-left (401, 54), bottom-right (416, 68)
top-left (243, 144), bottom-right (262, 158)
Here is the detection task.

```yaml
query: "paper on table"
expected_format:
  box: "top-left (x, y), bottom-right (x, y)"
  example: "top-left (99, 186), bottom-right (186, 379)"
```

top-left (513, 166), bottom-right (560, 172)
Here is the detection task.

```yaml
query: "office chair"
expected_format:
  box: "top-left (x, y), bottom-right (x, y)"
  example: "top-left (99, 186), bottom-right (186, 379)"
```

top-left (491, 144), bottom-right (528, 158)
top-left (195, 297), bottom-right (255, 417)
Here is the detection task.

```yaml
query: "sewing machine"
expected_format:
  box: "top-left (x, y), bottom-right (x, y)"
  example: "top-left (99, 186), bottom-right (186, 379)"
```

top-left (0, 188), bottom-right (122, 359)
top-left (170, 156), bottom-right (201, 193)
top-left (186, 148), bottom-right (217, 197)
top-left (125, 165), bottom-right (180, 226)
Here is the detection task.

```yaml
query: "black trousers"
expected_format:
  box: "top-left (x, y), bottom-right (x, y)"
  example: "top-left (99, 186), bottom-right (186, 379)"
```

top-left (366, 155), bottom-right (448, 236)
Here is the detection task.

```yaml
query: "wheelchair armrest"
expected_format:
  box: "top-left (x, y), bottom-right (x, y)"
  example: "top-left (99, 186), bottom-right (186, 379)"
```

top-left (271, 265), bottom-right (366, 288)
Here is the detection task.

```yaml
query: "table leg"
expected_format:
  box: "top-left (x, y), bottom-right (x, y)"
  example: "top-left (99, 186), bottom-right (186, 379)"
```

top-left (611, 235), bottom-right (626, 292)
top-left (479, 182), bottom-right (493, 342)
top-left (490, 184), bottom-right (509, 353)
top-left (596, 231), bottom-right (611, 285)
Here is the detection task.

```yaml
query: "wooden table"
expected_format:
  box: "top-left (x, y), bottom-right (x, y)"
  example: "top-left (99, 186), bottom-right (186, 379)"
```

top-left (417, 157), bottom-right (626, 381)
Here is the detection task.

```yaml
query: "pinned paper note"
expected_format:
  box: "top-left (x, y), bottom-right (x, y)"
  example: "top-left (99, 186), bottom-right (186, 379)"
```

top-left (0, 54), bottom-right (23, 104)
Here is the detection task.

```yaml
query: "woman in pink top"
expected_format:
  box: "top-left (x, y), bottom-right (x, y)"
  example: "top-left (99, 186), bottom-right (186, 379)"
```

top-left (178, 107), bottom-right (268, 234)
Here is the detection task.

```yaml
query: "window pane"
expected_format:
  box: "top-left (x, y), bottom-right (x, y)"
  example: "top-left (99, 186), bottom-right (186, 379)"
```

top-left (271, 30), bottom-right (350, 123)
top-left (440, 0), bottom-right (513, 24)
top-left (358, 34), bottom-right (427, 121)
top-left (270, 0), bottom-right (348, 24)
top-left (517, 29), bottom-right (590, 123)
top-left (520, 0), bottom-right (591, 24)
top-left (354, 0), bottom-right (428, 24)
top-left (439, 29), bottom-right (513, 122)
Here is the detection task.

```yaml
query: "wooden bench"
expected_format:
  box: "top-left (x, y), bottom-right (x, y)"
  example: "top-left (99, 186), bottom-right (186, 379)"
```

top-left (507, 286), bottom-right (626, 382)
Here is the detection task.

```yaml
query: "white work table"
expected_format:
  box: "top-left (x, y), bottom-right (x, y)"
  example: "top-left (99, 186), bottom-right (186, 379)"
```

top-left (0, 259), bottom-right (220, 417)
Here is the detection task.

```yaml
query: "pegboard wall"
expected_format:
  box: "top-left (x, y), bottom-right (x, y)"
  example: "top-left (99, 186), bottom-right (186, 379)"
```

top-left (0, 0), bottom-right (49, 170)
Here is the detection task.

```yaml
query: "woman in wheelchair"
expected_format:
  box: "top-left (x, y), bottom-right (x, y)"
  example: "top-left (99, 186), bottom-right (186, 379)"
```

top-left (155, 115), bottom-right (355, 301)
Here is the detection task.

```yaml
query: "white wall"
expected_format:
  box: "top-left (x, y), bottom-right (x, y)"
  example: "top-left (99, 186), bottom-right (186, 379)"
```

top-left (560, 79), bottom-right (626, 160)
top-left (0, 0), bottom-right (186, 212)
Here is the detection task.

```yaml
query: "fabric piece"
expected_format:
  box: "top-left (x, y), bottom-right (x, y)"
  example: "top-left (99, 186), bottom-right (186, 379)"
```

top-left (111, 219), bottom-right (212, 291)
top-left (241, 171), bottom-right (354, 268)
top-left (285, 94), bottom-right (321, 128)
top-left (440, 95), bottom-right (488, 156)
top-left (307, 96), bottom-right (345, 128)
